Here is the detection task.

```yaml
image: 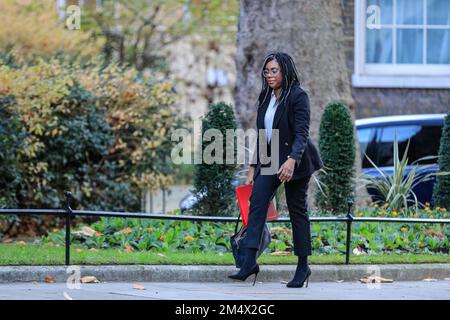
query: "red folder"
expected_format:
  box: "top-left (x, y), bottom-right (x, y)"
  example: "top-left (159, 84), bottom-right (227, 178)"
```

top-left (235, 184), bottom-right (278, 227)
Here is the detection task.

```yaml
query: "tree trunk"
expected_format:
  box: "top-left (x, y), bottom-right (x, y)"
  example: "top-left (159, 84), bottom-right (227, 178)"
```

top-left (235, 0), bottom-right (370, 210)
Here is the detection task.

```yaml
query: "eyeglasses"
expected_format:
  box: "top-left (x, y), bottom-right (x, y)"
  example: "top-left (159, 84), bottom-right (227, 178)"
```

top-left (263, 68), bottom-right (280, 77)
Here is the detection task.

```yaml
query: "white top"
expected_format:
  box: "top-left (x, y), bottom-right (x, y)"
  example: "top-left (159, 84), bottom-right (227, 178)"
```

top-left (264, 90), bottom-right (279, 144)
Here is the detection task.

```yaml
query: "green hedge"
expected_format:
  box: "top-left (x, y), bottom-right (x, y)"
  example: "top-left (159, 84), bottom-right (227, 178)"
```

top-left (0, 55), bottom-right (188, 212)
top-left (190, 101), bottom-right (238, 216)
top-left (316, 101), bottom-right (356, 213)
top-left (433, 111), bottom-right (450, 209)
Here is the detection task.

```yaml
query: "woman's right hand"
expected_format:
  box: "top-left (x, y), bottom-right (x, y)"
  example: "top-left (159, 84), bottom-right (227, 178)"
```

top-left (245, 166), bottom-right (255, 185)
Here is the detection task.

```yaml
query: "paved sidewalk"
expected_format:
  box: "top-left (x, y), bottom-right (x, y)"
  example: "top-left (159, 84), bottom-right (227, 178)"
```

top-left (1, 280), bottom-right (449, 300)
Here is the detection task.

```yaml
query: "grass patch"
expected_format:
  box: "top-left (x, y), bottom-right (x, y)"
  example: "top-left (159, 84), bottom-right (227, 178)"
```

top-left (0, 244), bottom-right (449, 266)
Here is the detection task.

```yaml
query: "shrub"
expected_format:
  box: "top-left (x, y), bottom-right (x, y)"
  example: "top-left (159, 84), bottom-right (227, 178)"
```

top-left (361, 129), bottom-right (450, 215)
top-left (0, 97), bottom-right (24, 208)
top-left (41, 206), bottom-right (449, 255)
top-left (0, 0), bottom-right (190, 236)
top-left (315, 101), bottom-right (356, 213)
top-left (190, 102), bottom-right (238, 216)
top-left (0, 56), bottom-right (189, 235)
top-left (433, 112), bottom-right (450, 209)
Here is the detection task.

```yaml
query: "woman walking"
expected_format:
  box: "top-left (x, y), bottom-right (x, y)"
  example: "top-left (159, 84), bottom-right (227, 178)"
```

top-left (229, 52), bottom-right (323, 288)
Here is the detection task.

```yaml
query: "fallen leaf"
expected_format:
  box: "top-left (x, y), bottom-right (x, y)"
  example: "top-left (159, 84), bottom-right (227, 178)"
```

top-left (359, 276), bottom-right (393, 284)
top-left (80, 276), bottom-right (99, 283)
top-left (45, 277), bottom-right (55, 283)
top-left (114, 227), bottom-right (133, 235)
top-left (269, 251), bottom-right (292, 256)
top-left (81, 226), bottom-right (97, 237)
top-left (424, 229), bottom-right (445, 241)
top-left (73, 226), bottom-right (97, 237)
top-left (132, 283), bottom-right (146, 290)
top-left (270, 227), bottom-right (292, 236)
top-left (123, 245), bottom-right (133, 253)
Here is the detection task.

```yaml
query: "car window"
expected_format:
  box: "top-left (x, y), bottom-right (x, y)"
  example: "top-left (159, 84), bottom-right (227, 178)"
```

top-left (357, 128), bottom-right (377, 168)
top-left (408, 125), bottom-right (443, 164)
top-left (377, 124), bottom-right (442, 167)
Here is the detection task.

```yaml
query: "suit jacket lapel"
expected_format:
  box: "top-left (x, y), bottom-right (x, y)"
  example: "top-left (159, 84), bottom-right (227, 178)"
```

top-left (272, 97), bottom-right (286, 130)
top-left (257, 97), bottom-right (270, 129)
top-left (257, 91), bottom-right (287, 130)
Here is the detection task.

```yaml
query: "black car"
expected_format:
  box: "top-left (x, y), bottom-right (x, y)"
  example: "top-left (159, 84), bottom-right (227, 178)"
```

top-left (356, 113), bottom-right (446, 206)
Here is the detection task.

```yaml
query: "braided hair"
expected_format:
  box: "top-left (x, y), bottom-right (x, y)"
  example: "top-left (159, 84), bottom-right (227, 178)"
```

top-left (257, 52), bottom-right (302, 108)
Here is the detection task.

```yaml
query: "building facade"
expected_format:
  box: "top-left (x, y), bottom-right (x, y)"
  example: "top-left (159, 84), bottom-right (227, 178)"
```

top-left (342, 0), bottom-right (449, 119)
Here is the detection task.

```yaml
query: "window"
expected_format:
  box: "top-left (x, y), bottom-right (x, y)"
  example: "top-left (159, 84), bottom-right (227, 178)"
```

top-left (353, 0), bottom-right (450, 88)
top-left (357, 127), bottom-right (378, 168)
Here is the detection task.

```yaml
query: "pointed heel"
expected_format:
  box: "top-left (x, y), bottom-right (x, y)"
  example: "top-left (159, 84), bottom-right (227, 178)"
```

top-left (229, 264), bottom-right (260, 285)
top-left (252, 270), bottom-right (259, 286)
top-left (286, 267), bottom-right (311, 288)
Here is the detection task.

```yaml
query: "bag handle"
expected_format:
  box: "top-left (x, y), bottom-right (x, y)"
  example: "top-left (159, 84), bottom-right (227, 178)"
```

top-left (234, 209), bottom-right (242, 234)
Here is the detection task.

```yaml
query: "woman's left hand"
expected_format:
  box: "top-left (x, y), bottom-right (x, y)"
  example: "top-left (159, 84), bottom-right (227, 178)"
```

top-left (277, 158), bottom-right (296, 183)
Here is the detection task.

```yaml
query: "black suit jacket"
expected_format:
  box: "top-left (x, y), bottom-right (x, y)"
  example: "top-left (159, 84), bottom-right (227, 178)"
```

top-left (251, 85), bottom-right (323, 180)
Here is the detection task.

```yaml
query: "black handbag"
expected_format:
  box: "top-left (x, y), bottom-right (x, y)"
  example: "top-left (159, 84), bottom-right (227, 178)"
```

top-left (230, 212), bottom-right (271, 268)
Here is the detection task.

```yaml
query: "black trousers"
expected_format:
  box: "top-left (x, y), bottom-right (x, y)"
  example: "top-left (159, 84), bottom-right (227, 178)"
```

top-left (242, 168), bottom-right (312, 257)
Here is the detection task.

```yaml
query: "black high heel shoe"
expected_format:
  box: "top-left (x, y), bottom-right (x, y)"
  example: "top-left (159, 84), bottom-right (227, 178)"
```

top-left (286, 266), bottom-right (311, 288)
top-left (228, 264), bottom-right (260, 286)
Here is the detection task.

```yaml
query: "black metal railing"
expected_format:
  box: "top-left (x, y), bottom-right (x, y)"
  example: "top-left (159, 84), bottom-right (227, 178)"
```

top-left (1, 193), bottom-right (449, 265)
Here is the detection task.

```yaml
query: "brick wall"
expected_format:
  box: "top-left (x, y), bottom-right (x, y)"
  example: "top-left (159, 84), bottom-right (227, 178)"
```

top-left (341, 0), bottom-right (450, 119)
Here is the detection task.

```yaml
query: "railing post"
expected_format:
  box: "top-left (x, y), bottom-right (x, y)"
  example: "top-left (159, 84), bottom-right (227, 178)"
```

top-left (64, 191), bottom-right (73, 266)
top-left (345, 198), bottom-right (354, 265)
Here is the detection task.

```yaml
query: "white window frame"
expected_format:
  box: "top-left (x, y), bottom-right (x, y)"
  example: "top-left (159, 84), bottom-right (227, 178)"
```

top-left (353, 0), bottom-right (450, 88)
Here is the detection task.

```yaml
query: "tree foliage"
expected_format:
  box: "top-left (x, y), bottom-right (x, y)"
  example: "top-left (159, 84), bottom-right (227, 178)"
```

top-left (0, 0), bottom-right (103, 64)
top-left (82, 0), bottom-right (238, 70)
top-left (0, 0), bottom-right (190, 238)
